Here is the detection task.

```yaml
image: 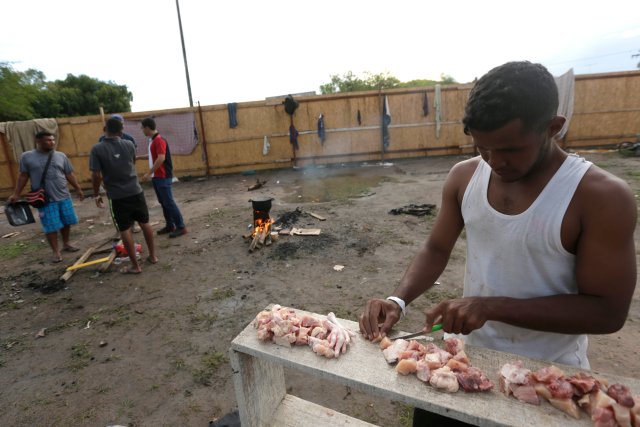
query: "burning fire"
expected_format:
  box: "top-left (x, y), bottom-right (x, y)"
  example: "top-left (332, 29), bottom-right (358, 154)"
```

top-left (252, 217), bottom-right (274, 238)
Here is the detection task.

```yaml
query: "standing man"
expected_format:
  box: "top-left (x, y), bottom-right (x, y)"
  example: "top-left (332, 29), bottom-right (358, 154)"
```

top-left (359, 61), bottom-right (636, 426)
top-left (99, 114), bottom-right (137, 148)
top-left (90, 118), bottom-right (158, 274)
top-left (8, 131), bottom-right (84, 263)
top-left (141, 117), bottom-right (187, 238)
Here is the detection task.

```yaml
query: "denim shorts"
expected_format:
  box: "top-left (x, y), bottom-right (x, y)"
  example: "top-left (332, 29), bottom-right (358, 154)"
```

top-left (38, 198), bottom-right (78, 234)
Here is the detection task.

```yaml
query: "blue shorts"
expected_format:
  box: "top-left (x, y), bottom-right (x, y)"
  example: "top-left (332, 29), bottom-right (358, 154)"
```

top-left (38, 198), bottom-right (79, 234)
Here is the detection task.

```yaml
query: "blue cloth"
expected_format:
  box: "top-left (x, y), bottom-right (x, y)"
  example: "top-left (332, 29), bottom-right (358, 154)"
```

top-left (227, 103), bottom-right (238, 128)
top-left (317, 114), bottom-right (325, 144)
top-left (152, 177), bottom-right (185, 230)
top-left (37, 198), bottom-right (78, 234)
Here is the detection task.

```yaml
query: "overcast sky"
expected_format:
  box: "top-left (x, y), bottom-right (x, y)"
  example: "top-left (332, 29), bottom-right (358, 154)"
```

top-left (1, 0), bottom-right (639, 113)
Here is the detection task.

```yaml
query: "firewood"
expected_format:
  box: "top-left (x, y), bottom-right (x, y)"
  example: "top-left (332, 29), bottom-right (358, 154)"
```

top-left (307, 211), bottom-right (326, 221)
top-left (249, 233), bottom-right (261, 252)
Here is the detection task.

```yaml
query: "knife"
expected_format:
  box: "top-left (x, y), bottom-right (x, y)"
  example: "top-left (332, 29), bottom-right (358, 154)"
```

top-left (390, 323), bottom-right (443, 340)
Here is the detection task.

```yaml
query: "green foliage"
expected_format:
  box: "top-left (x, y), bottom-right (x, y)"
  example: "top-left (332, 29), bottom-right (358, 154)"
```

top-left (320, 71), bottom-right (458, 94)
top-left (0, 63), bottom-right (132, 121)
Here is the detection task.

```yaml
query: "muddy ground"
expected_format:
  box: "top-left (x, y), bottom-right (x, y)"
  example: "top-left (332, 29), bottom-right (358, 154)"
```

top-left (0, 152), bottom-right (639, 427)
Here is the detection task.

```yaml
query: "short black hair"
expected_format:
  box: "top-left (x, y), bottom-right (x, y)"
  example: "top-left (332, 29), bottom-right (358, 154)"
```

top-left (462, 61), bottom-right (558, 135)
top-left (106, 117), bottom-right (124, 134)
top-left (35, 131), bottom-right (54, 139)
top-left (141, 117), bottom-right (157, 130)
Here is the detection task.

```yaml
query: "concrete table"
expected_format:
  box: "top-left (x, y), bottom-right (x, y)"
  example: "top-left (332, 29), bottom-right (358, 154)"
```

top-left (230, 306), bottom-right (639, 427)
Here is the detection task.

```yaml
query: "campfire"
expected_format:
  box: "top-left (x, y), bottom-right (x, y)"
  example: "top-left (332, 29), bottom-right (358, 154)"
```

top-left (247, 197), bottom-right (275, 252)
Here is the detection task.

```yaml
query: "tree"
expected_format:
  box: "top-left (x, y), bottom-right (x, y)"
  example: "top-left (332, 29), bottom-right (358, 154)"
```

top-left (0, 63), bottom-right (132, 121)
top-left (319, 71), bottom-right (457, 94)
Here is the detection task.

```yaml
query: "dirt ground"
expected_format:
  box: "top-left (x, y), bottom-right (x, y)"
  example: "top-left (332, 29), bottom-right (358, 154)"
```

top-left (1, 152), bottom-right (639, 427)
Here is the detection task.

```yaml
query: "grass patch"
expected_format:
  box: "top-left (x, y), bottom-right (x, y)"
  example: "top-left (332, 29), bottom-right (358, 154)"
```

top-left (207, 287), bottom-right (234, 301)
top-left (396, 402), bottom-right (413, 427)
top-left (69, 342), bottom-right (93, 371)
top-left (0, 241), bottom-right (43, 259)
top-left (423, 288), bottom-right (461, 304)
top-left (192, 351), bottom-right (227, 386)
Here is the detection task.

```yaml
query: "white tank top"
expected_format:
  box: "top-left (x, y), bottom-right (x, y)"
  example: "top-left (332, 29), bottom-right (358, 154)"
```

top-left (459, 154), bottom-right (592, 368)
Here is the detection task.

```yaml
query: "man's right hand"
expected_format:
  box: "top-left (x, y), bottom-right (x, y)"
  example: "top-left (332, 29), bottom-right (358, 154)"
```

top-left (359, 298), bottom-right (402, 341)
top-left (7, 194), bottom-right (19, 204)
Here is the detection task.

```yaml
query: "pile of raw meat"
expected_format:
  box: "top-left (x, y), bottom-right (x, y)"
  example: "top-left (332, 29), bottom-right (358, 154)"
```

top-left (500, 361), bottom-right (639, 426)
top-left (379, 336), bottom-right (493, 393)
top-left (253, 305), bottom-right (355, 358)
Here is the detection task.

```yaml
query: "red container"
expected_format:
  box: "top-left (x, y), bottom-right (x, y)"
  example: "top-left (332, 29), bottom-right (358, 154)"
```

top-left (114, 243), bottom-right (142, 256)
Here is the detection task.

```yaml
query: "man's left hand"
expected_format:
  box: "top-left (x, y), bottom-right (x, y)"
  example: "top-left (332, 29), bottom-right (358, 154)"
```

top-left (425, 297), bottom-right (493, 336)
top-left (141, 173), bottom-right (150, 182)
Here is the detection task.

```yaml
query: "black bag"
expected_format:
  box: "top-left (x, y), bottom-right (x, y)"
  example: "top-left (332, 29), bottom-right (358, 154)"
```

top-left (5, 201), bottom-right (36, 226)
top-left (283, 95), bottom-right (299, 116)
top-left (25, 151), bottom-right (53, 208)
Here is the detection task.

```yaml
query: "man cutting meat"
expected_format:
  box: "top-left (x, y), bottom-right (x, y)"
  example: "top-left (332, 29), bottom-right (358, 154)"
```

top-left (359, 61), bottom-right (637, 426)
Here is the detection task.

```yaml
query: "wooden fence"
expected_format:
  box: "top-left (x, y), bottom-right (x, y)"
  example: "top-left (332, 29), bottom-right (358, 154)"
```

top-left (1, 69), bottom-right (639, 197)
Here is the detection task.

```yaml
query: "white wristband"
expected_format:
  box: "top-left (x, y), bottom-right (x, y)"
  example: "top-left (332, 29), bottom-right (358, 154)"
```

top-left (386, 296), bottom-right (406, 316)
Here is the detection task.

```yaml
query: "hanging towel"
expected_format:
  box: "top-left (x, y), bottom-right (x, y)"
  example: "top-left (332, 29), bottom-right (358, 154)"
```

top-left (357, 110), bottom-right (362, 126)
top-left (317, 114), bottom-right (326, 144)
top-left (289, 125), bottom-right (299, 150)
top-left (382, 95), bottom-right (391, 151)
top-left (422, 92), bottom-right (429, 116)
top-left (227, 103), bottom-right (238, 128)
top-left (554, 68), bottom-right (575, 140)
top-left (263, 135), bottom-right (270, 155)
top-left (434, 84), bottom-right (442, 139)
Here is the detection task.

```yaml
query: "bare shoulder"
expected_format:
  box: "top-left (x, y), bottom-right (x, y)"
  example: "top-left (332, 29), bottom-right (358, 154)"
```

top-left (445, 156), bottom-right (482, 200)
top-left (578, 164), bottom-right (637, 222)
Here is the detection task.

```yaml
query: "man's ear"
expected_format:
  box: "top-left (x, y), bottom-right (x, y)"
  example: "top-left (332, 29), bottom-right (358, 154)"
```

top-left (547, 115), bottom-right (566, 139)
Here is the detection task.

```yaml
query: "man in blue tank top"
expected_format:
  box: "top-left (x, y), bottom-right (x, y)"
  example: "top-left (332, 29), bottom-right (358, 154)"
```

top-left (359, 61), bottom-right (637, 426)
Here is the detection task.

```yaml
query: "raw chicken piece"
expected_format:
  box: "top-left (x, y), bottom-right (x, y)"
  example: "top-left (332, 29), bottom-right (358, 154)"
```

top-left (445, 358), bottom-right (468, 372)
top-left (568, 372), bottom-right (600, 396)
top-left (548, 397), bottom-right (581, 420)
top-left (499, 361), bottom-right (538, 404)
top-left (444, 337), bottom-right (465, 355)
top-left (310, 326), bottom-right (327, 339)
top-left (273, 333), bottom-right (296, 347)
top-left (592, 407), bottom-right (617, 427)
top-left (396, 359), bottom-right (418, 375)
top-left (456, 367), bottom-right (494, 393)
top-left (383, 339), bottom-right (409, 364)
top-left (300, 314), bottom-right (321, 328)
top-left (379, 336), bottom-right (393, 350)
top-left (308, 336), bottom-right (334, 358)
top-left (499, 361), bottom-right (531, 386)
top-left (398, 350), bottom-right (421, 361)
top-left (607, 384), bottom-right (635, 408)
top-left (532, 365), bottom-right (565, 383)
top-left (429, 366), bottom-right (459, 393)
top-left (610, 402), bottom-right (632, 427)
top-left (295, 327), bottom-right (310, 345)
top-left (592, 389), bottom-right (618, 410)
top-left (547, 378), bottom-right (575, 399)
top-left (416, 360), bottom-right (431, 383)
top-left (452, 350), bottom-right (470, 365)
top-left (512, 384), bottom-right (540, 405)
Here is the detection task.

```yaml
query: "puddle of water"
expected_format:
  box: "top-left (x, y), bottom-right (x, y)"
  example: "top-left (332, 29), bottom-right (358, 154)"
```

top-left (281, 172), bottom-right (397, 203)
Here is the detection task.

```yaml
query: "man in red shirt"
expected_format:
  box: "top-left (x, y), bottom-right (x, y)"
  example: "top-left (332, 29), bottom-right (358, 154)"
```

top-left (141, 117), bottom-right (187, 238)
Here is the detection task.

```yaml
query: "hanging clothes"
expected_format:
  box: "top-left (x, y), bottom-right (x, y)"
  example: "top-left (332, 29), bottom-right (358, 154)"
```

top-left (227, 103), bottom-right (238, 128)
top-left (422, 92), bottom-right (429, 116)
top-left (434, 84), bottom-right (442, 139)
top-left (357, 110), bottom-right (362, 126)
top-left (317, 114), bottom-right (326, 144)
top-left (289, 124), bottom-right (299, 150)
top-left (382, 95), bottom-right (391, 151)
top-left (263, 135), bottom-right (270, 155)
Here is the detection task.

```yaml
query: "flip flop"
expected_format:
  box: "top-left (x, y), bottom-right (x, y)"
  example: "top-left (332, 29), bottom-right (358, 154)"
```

top-left (63, 246), bottom-right (80, 253)
top-left (51, 257), bottom-right (63, 264)
top-left (120, 266), bottom-right (142, 275)
top-left (146, 256), bottom-right (158, 264)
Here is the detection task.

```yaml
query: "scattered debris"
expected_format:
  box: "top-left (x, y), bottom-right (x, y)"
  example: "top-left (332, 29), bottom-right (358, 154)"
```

top-left (36, 328), bottom-right (46, 338)
top-left (84, 321), bottom-right (91, 330)
top-left (388, 203), bottom-right (436, 217)
top-left (248, 179), bottom-right (267, 191)
top-left (333, 265), bottom-right (345, 271)
top-left (2, 231), bottom-right (21, 238)
top-left (291, 228), bottom-right (321, 236)
top-left (99, 341), bottom-right (108, 347)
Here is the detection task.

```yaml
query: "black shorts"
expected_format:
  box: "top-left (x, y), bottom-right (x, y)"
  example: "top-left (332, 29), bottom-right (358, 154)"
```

top-left (111, 192), bottom-right (150, 231)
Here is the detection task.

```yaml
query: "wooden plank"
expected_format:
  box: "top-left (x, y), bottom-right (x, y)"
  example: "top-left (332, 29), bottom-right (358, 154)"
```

top-left (231, 306), bottom-right (640, 427)
top-left (230, 348), bottom-right (286, 427)
top-left (291, 228), bottom-right (321, 236)
top-left (60, 246), bottom-right (97, 282)
top-left (307, 211), bottom-right (326, 221)
top-left (99, 239), bottom-right (121, 272)
top-left (65, 256), bottom-right (110, 271)
top-left (269, 394), bottom-right (377, 427)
